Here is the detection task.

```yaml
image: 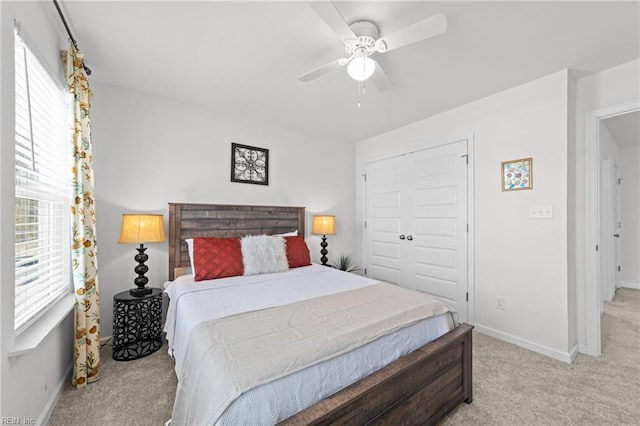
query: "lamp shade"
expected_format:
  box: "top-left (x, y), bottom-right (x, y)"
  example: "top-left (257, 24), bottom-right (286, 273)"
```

top-left (118, 214), bottom-right (165, 244)
top-left (311, 215), bottom-right (336, 236)
top-left (347, 55), bottom-right (375, 82)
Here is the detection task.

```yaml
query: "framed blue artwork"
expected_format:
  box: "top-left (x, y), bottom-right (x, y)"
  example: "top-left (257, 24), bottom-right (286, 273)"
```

top-left (501, 157), bottom-right (532, 191)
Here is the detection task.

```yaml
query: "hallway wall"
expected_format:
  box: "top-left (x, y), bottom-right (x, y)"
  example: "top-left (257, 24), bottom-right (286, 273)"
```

top-left (619, 144), bottom-right (640, 288)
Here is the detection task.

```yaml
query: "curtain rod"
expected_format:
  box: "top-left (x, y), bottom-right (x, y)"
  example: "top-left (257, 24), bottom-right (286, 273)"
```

top-left (52, 0), bottom-right (92, 75)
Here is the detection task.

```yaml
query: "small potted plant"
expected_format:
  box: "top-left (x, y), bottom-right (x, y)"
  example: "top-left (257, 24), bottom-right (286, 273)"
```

top-left (332, 254), bottom-right (359, 273)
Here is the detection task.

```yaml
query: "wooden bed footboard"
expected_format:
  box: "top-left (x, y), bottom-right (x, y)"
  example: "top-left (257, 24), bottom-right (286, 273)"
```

top-left (280, 323), bottom-right (473, 426)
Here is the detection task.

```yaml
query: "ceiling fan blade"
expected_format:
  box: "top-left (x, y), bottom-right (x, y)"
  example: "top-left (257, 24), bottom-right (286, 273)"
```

top-left (298, 57), bottom-right (349, 82)
top-left (378, 13), bottom-right (447, 53)
top-left (309, 0), bottom-right (357, 44)
top-left (370, 61), bottom-right (393, 92)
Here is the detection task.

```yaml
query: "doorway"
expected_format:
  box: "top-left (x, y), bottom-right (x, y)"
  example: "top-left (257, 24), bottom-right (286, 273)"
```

top-left (585, 103), bottom-right (640, 356)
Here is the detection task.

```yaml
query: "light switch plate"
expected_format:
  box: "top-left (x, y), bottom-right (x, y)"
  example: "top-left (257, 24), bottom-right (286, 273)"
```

top-left (530, 206), bottom-right (554, 219)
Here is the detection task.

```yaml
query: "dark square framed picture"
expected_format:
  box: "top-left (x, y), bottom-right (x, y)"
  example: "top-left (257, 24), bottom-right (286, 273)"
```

top-left (231, 143), bottom-right (269, 185)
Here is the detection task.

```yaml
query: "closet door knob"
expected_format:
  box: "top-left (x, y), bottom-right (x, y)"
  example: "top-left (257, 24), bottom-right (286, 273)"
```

top-left (406, 235), bottom-right (413, 241)
top-left (399, 234), bottom-right (406, 240)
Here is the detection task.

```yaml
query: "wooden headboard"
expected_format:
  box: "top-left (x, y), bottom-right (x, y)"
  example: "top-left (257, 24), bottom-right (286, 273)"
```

top-left (168, 203), bottom-right (305, 280)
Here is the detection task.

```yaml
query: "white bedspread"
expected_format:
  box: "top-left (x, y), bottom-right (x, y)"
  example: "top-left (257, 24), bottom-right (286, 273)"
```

top-left (164, 265), bottom-right (453, 425)
top-left (164, 265), bottom-right (376, 370)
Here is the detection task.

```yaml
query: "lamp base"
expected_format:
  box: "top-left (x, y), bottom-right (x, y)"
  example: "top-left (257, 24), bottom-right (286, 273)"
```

top-left (130, 244), bottom-right (151, 297)
top-left (129, 287), bottom-right (152, 297)
top-left (320, 235), bottom-right (329, 266)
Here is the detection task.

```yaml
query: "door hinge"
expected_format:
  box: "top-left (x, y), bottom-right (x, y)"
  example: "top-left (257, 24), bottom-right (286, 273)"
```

top-left (364, 268), bottom-right (367, 275)
top-left (363, 174), bottom-right (367, 182)
top-left (466, 292), bottom-right (469, 302)
top-left (364, 221), bottom-right (367, 229)
top-left (618, 178), bottom-right (622, 185)
top-left (618, 265), bottom-right (621, 272)
top-left (466, 223), bottom-right (469, 233)
top-left (596, 244), bottom-right (599, 251)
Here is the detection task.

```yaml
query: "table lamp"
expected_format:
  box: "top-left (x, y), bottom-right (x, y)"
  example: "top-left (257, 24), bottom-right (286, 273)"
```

top-left (118, 214), bottom-right (165, 296)
top-left (311, 215), bottom-right (336, 266)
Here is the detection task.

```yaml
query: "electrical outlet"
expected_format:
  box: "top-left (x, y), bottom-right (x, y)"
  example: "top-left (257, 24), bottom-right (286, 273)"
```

top-left (496, 296), bottom-right (505, 310)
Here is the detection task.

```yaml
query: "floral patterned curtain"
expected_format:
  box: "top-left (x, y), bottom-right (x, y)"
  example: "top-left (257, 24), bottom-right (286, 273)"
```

top-left (62, 46), bottom-right (100, 388)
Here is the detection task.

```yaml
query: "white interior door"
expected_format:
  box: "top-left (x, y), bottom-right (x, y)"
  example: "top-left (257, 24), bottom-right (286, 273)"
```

top-left (365, 140), bottom-right (469, 322)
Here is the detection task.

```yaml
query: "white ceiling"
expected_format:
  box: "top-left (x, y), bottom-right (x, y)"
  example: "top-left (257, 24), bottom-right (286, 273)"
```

top-left (57, 1), bottom-right (640, 142)
top-left (602, 110), bottom-right (640, 147)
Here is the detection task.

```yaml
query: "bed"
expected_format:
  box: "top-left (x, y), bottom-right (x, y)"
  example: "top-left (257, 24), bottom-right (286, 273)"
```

top-left (165, 202), bottom-right (473, 425)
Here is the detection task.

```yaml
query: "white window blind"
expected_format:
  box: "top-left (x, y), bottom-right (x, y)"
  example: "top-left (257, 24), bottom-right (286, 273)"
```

top-left (14, 32), bottom-right (71, 333)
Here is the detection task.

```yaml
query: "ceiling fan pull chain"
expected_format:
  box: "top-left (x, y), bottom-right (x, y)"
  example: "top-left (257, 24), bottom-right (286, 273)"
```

top-left (362, 55), bottom-right (367, 87)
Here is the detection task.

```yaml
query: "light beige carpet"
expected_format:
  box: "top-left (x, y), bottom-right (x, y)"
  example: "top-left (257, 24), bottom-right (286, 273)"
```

top-left (440, 287), bottom-right (640, 426)
top-left (49, 341), bottom-right (176, 426)
top-left (49, 288), bottom-right (639, 426)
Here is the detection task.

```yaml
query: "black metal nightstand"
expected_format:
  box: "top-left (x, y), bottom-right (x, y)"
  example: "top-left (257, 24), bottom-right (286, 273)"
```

top-left (112, 288), bottom-right (163, 361)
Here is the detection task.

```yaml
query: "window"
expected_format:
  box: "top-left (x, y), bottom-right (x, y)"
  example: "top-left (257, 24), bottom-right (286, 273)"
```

top-left (14, 32), bottom-right (71, 333)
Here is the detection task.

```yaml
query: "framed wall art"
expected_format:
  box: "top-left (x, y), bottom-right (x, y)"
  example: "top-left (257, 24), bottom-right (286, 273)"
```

top-left (501, 157), bottom-right (532, 191)
top-left (231, 143), bottom-right (269, 185)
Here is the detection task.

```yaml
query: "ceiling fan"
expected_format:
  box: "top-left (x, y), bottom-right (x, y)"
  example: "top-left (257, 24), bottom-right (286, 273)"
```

top-left (298, 0), bottom-right (448, 92)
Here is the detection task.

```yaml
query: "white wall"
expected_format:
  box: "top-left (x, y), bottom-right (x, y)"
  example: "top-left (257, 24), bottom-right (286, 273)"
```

top-left (0, 1), bottom-right (74, 422)
top-left (356, 70), bottom-right (573, 361)
top-left (90, 82), bottom-right (356, 337)
top-left (619, 145), bottom-right (640, 288)
top-left (573, 59), bottom-right (640, 346)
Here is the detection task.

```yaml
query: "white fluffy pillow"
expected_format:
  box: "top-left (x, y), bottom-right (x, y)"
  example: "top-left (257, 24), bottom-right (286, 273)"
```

top-left (241, 235), bottom-right (290, 276)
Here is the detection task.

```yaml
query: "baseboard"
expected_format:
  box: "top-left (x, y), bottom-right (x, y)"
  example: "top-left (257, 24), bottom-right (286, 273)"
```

top-left (568, 343), bottom-right (579, 363)
top-left (578, 343), bottom-right (589, 354)
top-left (37, 363), bottom-right (72, 425)
top-left (620, 281), bottom-right (640, 290)
top-left (474, 324), bottom-right (574, 363)
top-left (100, 335), bottom-right (113, 346)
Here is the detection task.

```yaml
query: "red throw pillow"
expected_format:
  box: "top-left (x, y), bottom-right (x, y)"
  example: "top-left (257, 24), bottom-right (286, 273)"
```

top-left (284, 236), bottom-right (311, 268)
top-left (193, 237), bottom-right (244, 281)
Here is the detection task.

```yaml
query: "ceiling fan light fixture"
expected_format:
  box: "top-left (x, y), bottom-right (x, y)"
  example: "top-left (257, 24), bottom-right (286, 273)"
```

top-left (347, 55), bottom-right (375, 81)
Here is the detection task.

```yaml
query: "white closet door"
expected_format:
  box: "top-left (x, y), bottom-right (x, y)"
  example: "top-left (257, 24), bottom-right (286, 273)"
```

top-left (364, 156), bottom-right (404, 285)
top-left (365, 140), bottom-right (468, 322)
top-left (404, 141), bottom-right (468, 322)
